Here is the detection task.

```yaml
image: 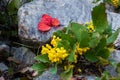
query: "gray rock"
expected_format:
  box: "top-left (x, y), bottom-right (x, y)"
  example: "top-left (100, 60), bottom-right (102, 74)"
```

top-left (110, 50), bottom-right (120, 64)
top-left (0, 63), bottom-right (8, 71)
top-left (18, 0), bottom-right (92, 44)
top-left (0, 44), bottom-right (9, 53)
top-left (18, 0), bottom-right (120, 46)
top-left (104, 50), bottom-right (120, 77)
top-left (105, 65), bottom-right (118, 77)
top-left (35, 70), bottom-right (60, 80)
top-left (11, 47), bottom-right (35, 65)
top-left (107, 12), bottom-right (120, 47)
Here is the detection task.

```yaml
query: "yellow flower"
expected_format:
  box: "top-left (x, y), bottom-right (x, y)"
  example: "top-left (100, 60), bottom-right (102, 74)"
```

top-left (74, 54), bottom-right (78, 63)
top-left (51, 35), bottom-right (61, 47)
top-left (76, 43), bottom-right (90, 55)
top-left (112, 0), bottom-right (119, 7)
top-left (41, 36), bottom-right (68, 63)
top-left (41, 46), bottom-right (49, 54)
top-left (87, 20), bottom-right (95, 32)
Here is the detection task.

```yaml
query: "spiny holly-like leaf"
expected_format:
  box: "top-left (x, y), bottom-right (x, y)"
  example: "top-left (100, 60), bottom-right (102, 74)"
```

top-left (92, 3), bottom-right (108, 33)
top-left (35, 54), bottom-right (50, 63)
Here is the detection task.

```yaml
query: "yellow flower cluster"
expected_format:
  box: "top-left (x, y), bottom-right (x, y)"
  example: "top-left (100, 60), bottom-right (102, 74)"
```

top-left (112, 0), bottom-right (119, 7)
top-left (41, 36), bottom-right (68, 63)
top-left (51, 35), bottom-right (61, 47)
top-left (86, 20), bottom-right (95, 32)
top-left (76, 43), bottom-right (90, 55)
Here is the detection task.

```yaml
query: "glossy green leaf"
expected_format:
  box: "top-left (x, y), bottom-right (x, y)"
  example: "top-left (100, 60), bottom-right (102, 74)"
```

top-left (35, 54), bottom-right (50, 63)
top-left (96, 36), bottom-right (106, 50)
top-left (107, 28), bottom-right (120, 45)
top-left (85, 50), bottom-right (98, 62)
top-left (32, 63), bottom-right (47, 71)
top-left (57, 40), bottom-right (70, 50)
top-left (71, 23), bottom-right (90, 47)
top-left (97, 48), bottom-right (110, 59)
top-left (68, 44), bottom-right (76, 62)
top-left (89, 32), bottom-right (101, 48)
top-left (92, 3), bottom-right (108, 33)
top-left (49, 64), bottom-right (57, 74)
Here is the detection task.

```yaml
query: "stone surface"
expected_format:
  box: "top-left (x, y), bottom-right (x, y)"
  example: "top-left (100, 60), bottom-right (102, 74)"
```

top-left (110, 50), bottom-right (120, 64)
top-left (35, 70), bottom-right (60, 80)
top-left (11, 47), bottom-right (35, 65)
top-left (0, 63), bottom-right (8, 71)
top-left (0, 44), bottom-right (10, 53)
top-left (18, 0), bottom-right (92, 43)
top-left (107, 12), bottom-right (120, 47)
top-left (18, 0), bottom-right (120, 46)
top-left (104, 50), bottom-right (120, 77)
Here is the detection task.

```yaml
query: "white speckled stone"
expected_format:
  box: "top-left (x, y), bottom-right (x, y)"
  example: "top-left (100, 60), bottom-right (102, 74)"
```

top-left (18, 0), bottom-right (92, 43)
top-left (18, 0), bottom-right (120, 46)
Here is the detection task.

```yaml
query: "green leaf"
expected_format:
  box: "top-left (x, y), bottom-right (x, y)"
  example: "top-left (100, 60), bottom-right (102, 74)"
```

top-left (32, 63), bottom-right (47, 71)
top-left (89, 32), bottom-right (101, 48)
top-left (35, 54), bottom-right (50, 63)
top-left (96, 36), bottom-right (106, 50)
top-left (14, 0), bottom-right (20, 9)
top-left (104, 24), bottom-right (112, 37)
top-left (58, 33), bottom-right (76, 47)
top-left (97, 48), bottom-right (110, 59)
top-left (49, 64), bottom-right (57, 74)
top-left (58, 40), bottom-right (70, 50)
top-left (101, 71), bottom-right (109, 80)
top-left (79, 30), bottom-right (90, 47)
top-left (92, 3), bottom-right (108, 33)
top-left (68, 44), bottom-right (76, 62)
top-left (71, 23), bottom-right (90, 47)
top-left (71, 22), bottom-right (87, 31)
top-left (85, 50), bottom-right (98, 62)
top-left (107, 28), bottom-right (120, 45)
top-left (60, 69), bottom-right (73, 80)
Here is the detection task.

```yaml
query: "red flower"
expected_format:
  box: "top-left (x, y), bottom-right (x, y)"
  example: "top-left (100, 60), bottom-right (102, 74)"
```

top-left (38, 22), bottom-right (51, 32)
top-left (51, 18), bottom-right (60, 27)
top-left (38, 14), bottom-right (60, 32)
top-left (41, 14), bottom-right (52, 26)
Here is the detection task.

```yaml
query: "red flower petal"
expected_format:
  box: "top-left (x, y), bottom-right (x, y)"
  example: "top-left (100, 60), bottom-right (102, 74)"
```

top-left (42, 14), bottom-right (52, 19)
top-left (51, 18), bottom-right (60, 27)
top-left (38, 22), bottom-right (51, 32)
top-left (41, 14), bottom-right (52, 26)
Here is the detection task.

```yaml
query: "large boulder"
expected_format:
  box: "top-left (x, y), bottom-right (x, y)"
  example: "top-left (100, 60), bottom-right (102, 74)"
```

top-left (18, 0), bottom-right (120, 47)
top-left (18, 0), bottom-right (92, 45)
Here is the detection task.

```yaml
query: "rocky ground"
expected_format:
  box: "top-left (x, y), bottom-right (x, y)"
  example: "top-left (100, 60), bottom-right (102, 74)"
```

top-left (0, 0), bottom-right (120, 80)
